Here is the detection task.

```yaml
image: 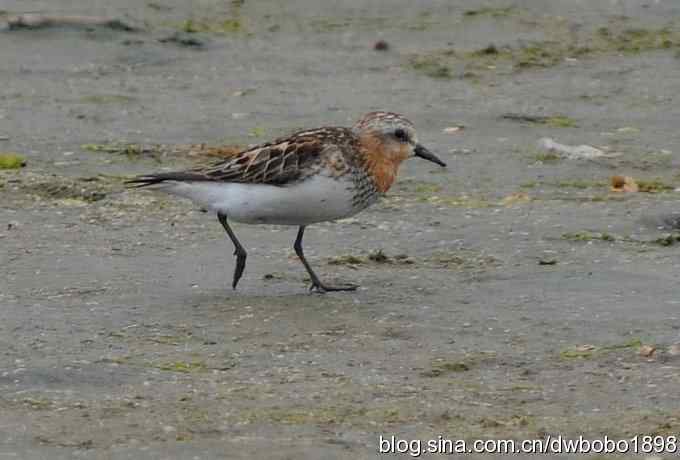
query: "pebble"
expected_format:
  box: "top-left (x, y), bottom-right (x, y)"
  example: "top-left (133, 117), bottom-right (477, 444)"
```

top-left (373, 40), bottom-right (389, 51)
top-left (537, 137), bottom-right (618, 160)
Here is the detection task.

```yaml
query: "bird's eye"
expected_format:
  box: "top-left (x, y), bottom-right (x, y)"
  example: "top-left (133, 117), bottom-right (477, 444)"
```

top-left (394, 128), bottom-right (408, 142)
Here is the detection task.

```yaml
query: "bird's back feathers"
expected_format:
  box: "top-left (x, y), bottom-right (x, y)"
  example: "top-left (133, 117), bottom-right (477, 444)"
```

top-left (126, 127), bottom-right (358, 188)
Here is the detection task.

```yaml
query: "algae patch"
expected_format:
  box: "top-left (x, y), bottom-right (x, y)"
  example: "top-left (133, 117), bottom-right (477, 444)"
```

top-left (653, 234), bottom-right (680, 247)
top-left (560, 338), bottom-right (642, 360)
top-left (562, 231), bottom-right (616, 242)
top-left (636, 179), bottom-right (674, 193)
top-left (503, 113), bottom-right (577, 128)
top-left (406, 25), bottom-right (680, 79)
top-left (563, 230), bottom-right (680, 247)
top-left (329, 249), bottom-right (497, 270)
top-left (328, 250), bottom-right (415, 266)
top-left (421, 353), bottom-right (496, 377)
top-left (407, 55), bottom-right (452, 79)
top-left (81, 143), bottom-right (163, 158)
top-left (555, 179), bottom-right (606, 189)
top-left (545, 116), bottom-right (577, 128)
top-left (248, 127), bottom-right (267, 138)
top-left (156, 361), bottom-right (208, 373)
top-left (179, 18), bottom-right (242, 34)
top-left (520, 177), bottom-right (607, 190)
top-left (530, 151), bottom-right (562, 163)
top-left (0, 153), bottom-right (26, 169)
top-left (22, 397), bottom-right (54, 410)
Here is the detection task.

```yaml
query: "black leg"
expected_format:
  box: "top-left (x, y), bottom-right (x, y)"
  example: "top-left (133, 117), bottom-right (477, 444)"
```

top-left (293, 226), bottom-right (358, 293)
top-left (217, 213), bottom-right (247, 289)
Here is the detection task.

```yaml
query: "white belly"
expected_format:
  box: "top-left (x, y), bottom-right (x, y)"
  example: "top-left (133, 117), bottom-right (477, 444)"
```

top-left (156, 175), bottom-right (361, 225)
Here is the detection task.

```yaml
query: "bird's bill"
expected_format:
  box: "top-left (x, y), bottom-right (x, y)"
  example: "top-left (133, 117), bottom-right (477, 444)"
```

top-left (414, 144), bottom-right (446, 167)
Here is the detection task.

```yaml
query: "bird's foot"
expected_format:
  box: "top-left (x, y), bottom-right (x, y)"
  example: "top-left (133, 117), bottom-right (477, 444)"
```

top-left (309, 280), bottom-right (358, 293)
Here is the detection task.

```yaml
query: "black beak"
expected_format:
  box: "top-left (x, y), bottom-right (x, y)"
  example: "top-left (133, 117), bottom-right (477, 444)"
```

top-left (414, 144), bottom-right (446, 167)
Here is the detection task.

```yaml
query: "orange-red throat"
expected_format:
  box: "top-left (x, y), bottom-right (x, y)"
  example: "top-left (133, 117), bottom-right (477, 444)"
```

top-left (357, 132), bottom-right (410, 193)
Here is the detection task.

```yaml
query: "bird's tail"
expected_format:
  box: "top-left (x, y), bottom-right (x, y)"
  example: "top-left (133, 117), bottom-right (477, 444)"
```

top-left (125, 172), bottom-right (207, 188)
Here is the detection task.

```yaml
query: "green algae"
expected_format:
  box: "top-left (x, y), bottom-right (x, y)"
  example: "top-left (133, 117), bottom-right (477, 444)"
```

top-left (562, 231), bottom-right (616, 242)
top-left (406, 25), bottom-right (680, 79)
top-left (407, 55), bottom-right (453, 79)
top-left (0, 153), bottom-right (26, 169)
top-left (560, 338), bottom-right (642, 360)
top-left (157, 361), bottom-right (208, 373)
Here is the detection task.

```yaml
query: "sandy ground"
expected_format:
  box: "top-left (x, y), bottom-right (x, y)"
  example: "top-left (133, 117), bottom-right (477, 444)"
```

top-left (2, 1), bottom-right (680, 458)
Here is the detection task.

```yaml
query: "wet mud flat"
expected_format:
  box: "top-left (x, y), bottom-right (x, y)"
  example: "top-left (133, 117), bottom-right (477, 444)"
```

top-left (2, 1), bottom-right (680, 459)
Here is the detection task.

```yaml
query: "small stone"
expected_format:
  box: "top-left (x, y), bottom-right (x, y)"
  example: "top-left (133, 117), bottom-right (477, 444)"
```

top-left (479, 44), bottom-right (498, 54)
top-left (538, 258), bottom-right (557, 265)
top-left (610, 175), bottom-right (638, 193)
top-left (537, 138), bottom-right (615, 160)
top-left (158, 32), bottom-right (205, 47)
top-left (639, 344), bottom-right (656, 358)
top-left (575, 344), bottom-right (596, 352)
top-left (450, 148), bottom-right (474, 155)
top-left (373, 40), bottom-right (389, 51)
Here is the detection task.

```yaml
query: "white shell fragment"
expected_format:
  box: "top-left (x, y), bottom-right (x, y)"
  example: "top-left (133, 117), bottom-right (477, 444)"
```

top-left (537, 137), bottom-right (621, 160)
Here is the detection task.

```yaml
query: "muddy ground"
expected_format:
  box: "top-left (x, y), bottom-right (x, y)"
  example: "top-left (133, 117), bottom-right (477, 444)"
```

top-left (2, 1), bottom-right (680, 459)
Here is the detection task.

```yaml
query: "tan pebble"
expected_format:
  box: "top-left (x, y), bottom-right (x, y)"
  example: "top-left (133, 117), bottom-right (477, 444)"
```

top-left (638, 344), bottom-right (656, 357)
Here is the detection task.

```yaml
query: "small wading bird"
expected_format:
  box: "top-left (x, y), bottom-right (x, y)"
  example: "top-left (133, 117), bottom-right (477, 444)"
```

top-left (127, 112), bottom-right (446, 292)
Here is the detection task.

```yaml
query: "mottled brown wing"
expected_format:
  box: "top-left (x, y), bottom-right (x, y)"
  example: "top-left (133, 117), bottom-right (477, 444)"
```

top-left (201, 136), bottom-right (325, 185)
top-left (126, 128), bottom-right (353, 189)
top-left (204, 138), bottom-right (324, 185)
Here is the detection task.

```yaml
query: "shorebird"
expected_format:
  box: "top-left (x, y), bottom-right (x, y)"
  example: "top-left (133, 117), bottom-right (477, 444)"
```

top-left (127, 111), bottom-right (446, 292)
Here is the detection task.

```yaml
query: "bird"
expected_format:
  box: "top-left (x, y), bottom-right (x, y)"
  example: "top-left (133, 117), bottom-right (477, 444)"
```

top-left (127, 111), bottom-right (446, 292)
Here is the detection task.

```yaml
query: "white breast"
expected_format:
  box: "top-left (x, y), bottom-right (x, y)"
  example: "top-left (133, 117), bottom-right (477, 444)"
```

top-left (156, 175), bottom-right (361, 225)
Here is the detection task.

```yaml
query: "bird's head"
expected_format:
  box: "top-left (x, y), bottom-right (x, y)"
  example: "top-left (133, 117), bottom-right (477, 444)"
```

top-left (352, 111), bottom-right (446, 168)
